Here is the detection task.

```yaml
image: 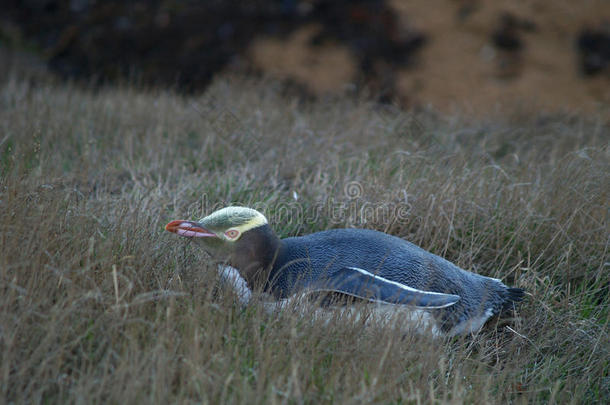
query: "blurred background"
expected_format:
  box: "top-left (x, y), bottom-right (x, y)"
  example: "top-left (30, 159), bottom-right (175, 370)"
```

top-left (1, 0), bottom-right (608, 117)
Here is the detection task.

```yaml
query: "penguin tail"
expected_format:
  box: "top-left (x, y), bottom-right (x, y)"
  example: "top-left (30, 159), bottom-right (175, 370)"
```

top-left (502, 287), bottom-right (525, 312)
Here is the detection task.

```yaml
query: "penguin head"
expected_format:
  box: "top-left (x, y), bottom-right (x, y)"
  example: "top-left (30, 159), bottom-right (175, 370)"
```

top-left (165, 207), bottom-right (277, 281)
top-left (166, 206), bottom-right (267, 245)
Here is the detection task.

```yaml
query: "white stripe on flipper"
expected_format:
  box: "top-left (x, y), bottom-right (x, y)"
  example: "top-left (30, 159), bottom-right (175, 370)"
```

top-left (298, 288), bottom-right (456, 310)
top-left (345, 266), bottom-right (460, 309)
top-left (218, 265), bottom-right (252, 306)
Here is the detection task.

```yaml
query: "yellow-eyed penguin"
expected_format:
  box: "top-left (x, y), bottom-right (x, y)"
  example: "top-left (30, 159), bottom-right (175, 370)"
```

top-left (165, 206), bottom-right (524, 335)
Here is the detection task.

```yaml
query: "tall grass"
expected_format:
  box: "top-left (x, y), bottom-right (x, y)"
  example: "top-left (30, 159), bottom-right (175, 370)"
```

top-left (0, 74), bottom-right (608, 403)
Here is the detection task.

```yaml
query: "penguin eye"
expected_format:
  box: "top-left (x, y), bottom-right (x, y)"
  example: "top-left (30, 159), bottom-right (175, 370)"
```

top-left (224, 229), bottom-right (240, 240)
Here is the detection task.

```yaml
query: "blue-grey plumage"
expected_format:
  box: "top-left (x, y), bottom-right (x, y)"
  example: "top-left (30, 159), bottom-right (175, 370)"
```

top-left (305, 267), bottom-right (462, 309)
top-left (166, 206), bottom-right (524, 335)
top-left (270, 228), bottom-right (523, 334)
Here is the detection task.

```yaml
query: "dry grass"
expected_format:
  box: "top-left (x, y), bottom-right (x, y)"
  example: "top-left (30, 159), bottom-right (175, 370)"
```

top-left (0, 73), bottom-right (608, 404)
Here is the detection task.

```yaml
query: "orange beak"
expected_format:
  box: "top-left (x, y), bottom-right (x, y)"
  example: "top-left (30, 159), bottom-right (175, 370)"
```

top-left (165, 220), bottom-right (217, 238)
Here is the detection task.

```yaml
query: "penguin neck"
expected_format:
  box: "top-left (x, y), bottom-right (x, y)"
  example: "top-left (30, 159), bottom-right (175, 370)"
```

top-left (229, 223), bottom-right (281, 290)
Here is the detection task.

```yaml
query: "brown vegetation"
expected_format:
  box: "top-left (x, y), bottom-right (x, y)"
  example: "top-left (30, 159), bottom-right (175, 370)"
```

top-left (2, 0), bottom-right (608, 117)
top-left (0, 73), bottom-right (608, 403)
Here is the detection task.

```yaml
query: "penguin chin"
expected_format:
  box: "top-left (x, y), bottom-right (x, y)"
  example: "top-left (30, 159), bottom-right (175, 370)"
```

top-left (192, 238), bottom-right (233, 261)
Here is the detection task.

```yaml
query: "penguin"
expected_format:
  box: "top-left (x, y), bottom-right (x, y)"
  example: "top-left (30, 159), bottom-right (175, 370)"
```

top-left (165, 206), bottom-right (524, 335)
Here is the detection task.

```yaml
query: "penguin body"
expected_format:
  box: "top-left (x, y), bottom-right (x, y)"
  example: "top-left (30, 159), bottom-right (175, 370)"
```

top-left (166, 207), bottom-right (524, 335)
top-left (271, 228), bottom-right (521, 334)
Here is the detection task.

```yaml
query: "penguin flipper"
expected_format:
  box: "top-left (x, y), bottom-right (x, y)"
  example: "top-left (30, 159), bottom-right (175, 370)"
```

top-left (309, 266), bottom-right (460, 309)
